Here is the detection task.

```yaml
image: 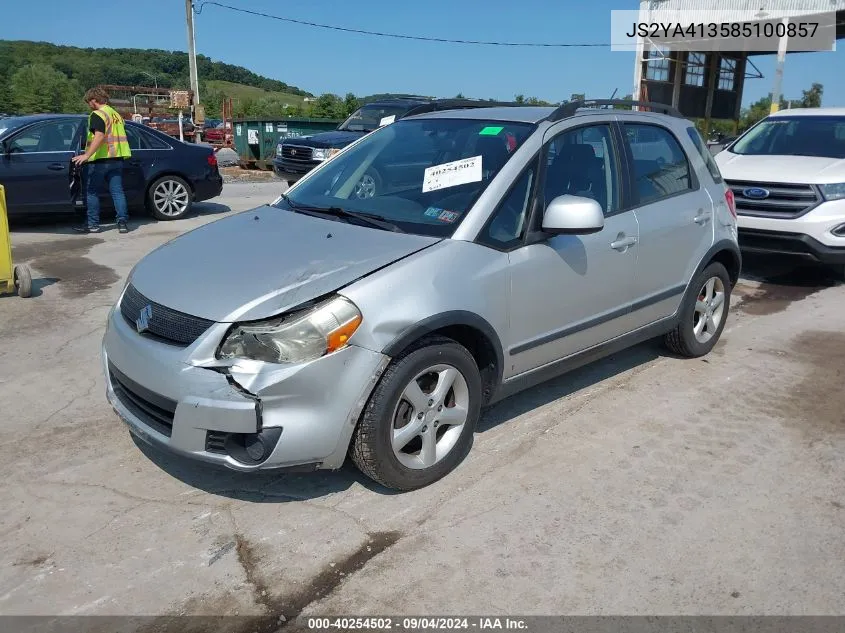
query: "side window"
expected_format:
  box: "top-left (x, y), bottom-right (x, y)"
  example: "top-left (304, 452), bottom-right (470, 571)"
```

top-left (139, 129), bottom-right (171, 150)
top-left (685, 126), bottom-right (723, 183)
top-left (624, 123), bottom-right (692, 205)
top-left (477, 165), bottom-right (536, 250)
top-left (125, 125), bottom-right (145, 150)
top-left (543, 124), bottom-right (619, 216)
top-left (7, 120), bottom-right (78, 153)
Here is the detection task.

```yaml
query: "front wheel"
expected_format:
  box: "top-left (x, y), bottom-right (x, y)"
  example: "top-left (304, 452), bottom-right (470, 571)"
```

top-left (664, 261), bottom-right (731, 357)
top-left (147, 175), bottom-right (193, 220)
top-left (350, 336), bottom-right (482, 491)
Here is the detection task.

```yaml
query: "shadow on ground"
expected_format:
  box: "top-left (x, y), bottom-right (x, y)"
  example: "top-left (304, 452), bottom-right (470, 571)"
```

top-left (8, 201), bottom-right (234, 235)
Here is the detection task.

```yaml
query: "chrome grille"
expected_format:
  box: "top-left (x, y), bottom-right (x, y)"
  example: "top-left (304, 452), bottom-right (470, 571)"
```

top-left (725, 180), bottom-right (820, 219)
top-left (281, 144), bottom-right (314, 161)
top-left (120, 284), bottom-right (214, 347)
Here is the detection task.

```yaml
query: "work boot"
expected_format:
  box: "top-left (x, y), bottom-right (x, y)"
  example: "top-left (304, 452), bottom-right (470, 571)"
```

top-left (72, 224), bottom-right (101, 234)
top-left (117, 220), bottom-right (129, 234)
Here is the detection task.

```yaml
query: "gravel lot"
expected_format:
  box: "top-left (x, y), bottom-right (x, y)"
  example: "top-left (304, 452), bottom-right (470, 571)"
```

top-left (1, 181), bottom-right (843, 627)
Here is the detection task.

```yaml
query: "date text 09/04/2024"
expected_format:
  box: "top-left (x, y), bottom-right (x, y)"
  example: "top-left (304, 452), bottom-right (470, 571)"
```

top-left (306, 617), bottom-right (529, 630)
top-left (625, 21), bottom-right (819, 38)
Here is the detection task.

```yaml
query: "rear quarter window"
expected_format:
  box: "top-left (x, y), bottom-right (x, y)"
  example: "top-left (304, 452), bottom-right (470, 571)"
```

top-left (686, 126), bottom-right (724, 183)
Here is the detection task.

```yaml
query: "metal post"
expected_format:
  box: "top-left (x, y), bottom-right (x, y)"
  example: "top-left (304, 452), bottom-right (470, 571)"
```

top-left (770, 17), bottom-right (789, 114)
top-left (703, 52), bottom-right (719, 137)
top-left (671, 51), bottom-right (683, 110)
top-left (178, 111), bottom-right (184, 142)
top-left (186, 0), bottom-right (201, 141)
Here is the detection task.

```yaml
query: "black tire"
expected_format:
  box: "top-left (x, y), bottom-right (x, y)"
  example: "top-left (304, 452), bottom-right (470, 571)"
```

top-left (829, 264), bottom-right (845, 282)
top-left (146, 175), bottom-right (193, 221)
top-left (350, 335), bottom-right (482, 491)
top-left (14, 265), bottom-right (32, 298)
top-left (664, 261), bottom-right (732, 358)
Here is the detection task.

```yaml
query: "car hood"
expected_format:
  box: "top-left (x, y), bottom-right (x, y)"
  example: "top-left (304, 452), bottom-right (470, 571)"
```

top-left (285, 130), bottom-right (364, 148)
top-left (129, 206), bottom-right (441, 323)
top-left (715, 151), bottom-right (845, 183)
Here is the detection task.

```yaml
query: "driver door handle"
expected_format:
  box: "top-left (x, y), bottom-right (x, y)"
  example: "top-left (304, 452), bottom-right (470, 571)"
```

top-left (610, 235), bottom-right (637, 251)
top-left (47, 163), bottom-right (65, 171)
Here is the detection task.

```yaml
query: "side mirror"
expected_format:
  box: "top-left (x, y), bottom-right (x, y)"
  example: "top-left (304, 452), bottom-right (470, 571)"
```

top-left (542, 195), bottom-right (605, 235)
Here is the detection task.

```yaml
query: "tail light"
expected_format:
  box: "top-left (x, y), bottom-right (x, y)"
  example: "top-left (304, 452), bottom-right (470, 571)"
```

top-left (207, 152), bottom-right (218, 167)
top-left (724, 188), bottom-right (736, 219)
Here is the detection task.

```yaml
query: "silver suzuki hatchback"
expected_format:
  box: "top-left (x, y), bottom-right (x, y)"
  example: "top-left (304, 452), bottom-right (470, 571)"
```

top-left (103, 100), bottom-right (741, 490)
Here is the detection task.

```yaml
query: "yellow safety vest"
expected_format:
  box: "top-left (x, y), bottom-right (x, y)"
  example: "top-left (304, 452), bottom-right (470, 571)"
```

top-left (86, 104), bottom-right (132, 161)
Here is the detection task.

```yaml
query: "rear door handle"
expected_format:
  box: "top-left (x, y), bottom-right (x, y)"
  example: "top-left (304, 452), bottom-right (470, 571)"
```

top-left (694, 209), bottom-right (712, 225)
top-left (610, 235), bottom-right (637, 251)
top-left (47, 163), bottom-right (65, 171)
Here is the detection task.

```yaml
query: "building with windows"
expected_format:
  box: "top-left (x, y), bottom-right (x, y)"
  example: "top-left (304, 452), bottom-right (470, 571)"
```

top-left (632, 0), bottom-right (845, 128)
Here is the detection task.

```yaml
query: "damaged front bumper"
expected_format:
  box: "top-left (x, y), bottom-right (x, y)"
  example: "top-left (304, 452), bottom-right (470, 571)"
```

top-left (102, 304), bottom-right (390, 472)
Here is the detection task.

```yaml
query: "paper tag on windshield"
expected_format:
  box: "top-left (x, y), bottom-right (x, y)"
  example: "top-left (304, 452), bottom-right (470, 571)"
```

top-left (379, 115), bottom-right (396, 127)
top-left (422, 156), bottom-right (482, 193)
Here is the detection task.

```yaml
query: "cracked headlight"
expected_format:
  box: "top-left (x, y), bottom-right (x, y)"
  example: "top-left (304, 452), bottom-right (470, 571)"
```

top-left (217, 296), bottom-right (362, 364)
top-left (819, 182), bottom-right (845, 201)
top-left (312, 147), bottom-right (341, 162)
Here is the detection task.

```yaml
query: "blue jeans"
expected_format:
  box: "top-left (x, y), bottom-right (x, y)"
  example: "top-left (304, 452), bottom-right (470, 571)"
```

top-left (86, 159), bottom-right (129, 227)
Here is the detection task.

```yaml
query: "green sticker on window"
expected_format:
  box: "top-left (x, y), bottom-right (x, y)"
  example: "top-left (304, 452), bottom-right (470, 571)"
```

top-left (479, 126), bottom-right (504, 136)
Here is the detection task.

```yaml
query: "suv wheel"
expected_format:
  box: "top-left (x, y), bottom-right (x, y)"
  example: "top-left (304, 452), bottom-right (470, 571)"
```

top-left (350, 336), bottom-right (482, 491)
top-left (147, 175), bottom-right (193, 220)
top-left (664, 262), bottom-right (732, 357)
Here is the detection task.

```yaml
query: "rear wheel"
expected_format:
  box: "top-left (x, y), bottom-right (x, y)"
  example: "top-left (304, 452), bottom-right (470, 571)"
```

top-left (664, 262), bottom-right (731, 357)
top-left (147, 175), bottom-right (192, 220)
top-left (350, 336), bottom-right (482, 491)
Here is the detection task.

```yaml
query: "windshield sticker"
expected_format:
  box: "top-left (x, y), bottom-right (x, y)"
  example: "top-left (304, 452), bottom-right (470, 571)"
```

top-left (422, 155), bottom-right (483, 193)
top-left (479, 126), bottom-right (504, 136)
top-left (379, 115), bottom-right (396, 127)
top-left (437, 210), bottom-right (461, 223)
top-left (424, 206), bottom-right (444, 218)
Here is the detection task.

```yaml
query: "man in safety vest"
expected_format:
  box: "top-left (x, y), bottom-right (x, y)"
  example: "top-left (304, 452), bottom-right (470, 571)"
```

top-left (72, 87), bottom-right (132, 234)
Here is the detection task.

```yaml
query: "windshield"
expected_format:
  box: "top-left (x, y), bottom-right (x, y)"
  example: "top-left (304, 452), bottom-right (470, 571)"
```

top-left (274, 117), bottom-right (536, 236)
top-left (730, 116), bottom-right (845, 159)
top-left (338, 104), bottom-right (415, 133)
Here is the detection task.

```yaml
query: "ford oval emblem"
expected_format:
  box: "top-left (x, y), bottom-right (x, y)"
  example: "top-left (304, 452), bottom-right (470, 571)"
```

top-left (743, 187), bottom-right (770, 200)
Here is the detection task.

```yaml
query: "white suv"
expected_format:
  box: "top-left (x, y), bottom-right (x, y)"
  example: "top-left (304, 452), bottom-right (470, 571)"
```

top-left (714, 108), bottom-right (845, 277)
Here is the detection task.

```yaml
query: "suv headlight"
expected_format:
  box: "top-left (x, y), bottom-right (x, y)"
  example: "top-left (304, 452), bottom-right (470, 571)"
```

top-left (819, 183), bottom-right (845, 201)
top-left (276, 143), bottom-right (283, 157)
top-left (217, 296), bottom-right (362, 364)
top-left (312, 147), bottom-right (341, 162)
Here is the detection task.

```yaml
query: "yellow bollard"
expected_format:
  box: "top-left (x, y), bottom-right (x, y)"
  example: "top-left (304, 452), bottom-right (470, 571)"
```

top-left (0, 185), bottom-right (32, 298)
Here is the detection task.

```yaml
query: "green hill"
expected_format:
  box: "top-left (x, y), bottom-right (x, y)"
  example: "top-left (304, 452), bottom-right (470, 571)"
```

top-left (0, 40), bottom-right (313, 116)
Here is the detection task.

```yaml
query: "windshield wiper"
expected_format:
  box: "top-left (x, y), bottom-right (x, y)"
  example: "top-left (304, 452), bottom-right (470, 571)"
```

top-left (281, 195), bottom-right (403, 232)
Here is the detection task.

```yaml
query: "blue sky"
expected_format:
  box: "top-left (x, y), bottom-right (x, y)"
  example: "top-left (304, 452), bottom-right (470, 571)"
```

top-left (5, 0), bottom-right (844, 107)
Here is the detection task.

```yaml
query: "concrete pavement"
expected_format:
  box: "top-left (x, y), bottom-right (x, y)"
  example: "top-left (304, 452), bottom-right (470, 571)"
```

top-left (1, 183), bottom-right (843, 627)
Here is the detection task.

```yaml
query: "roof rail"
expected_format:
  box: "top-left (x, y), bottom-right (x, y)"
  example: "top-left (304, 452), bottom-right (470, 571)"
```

top-left (400, 98), bottom-right (527, 119)
top-left (546, 99), bottom-right (684, 122)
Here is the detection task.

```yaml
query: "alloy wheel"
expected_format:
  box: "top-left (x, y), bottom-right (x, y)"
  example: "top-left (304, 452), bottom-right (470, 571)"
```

top-left (391, 364), bottom-right (470, 470)
top-left (693, 276), bottom-right (726, 344)
top-left (353, 173), bottom-right (377, 199)
top-left (153, 179), bottom-right (190, 217)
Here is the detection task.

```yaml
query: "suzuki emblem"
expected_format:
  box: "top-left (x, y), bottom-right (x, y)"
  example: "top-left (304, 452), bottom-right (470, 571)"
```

top-left (290, 148), bottom-right (296, 155)
top-left (742, 187), bottom-right (770, 200)
top-left (136, 304), bottom-right (153, 333)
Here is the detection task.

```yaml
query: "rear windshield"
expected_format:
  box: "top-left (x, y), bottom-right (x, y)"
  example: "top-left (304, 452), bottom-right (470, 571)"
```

top-left (338, 104), bottom-right (413, 133)
top-left (729, 116), bottom-right (845, 159)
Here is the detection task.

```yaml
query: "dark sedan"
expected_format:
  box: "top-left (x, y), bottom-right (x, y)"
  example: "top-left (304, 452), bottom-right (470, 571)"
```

top-left (0, 114), bottom-right (223, 221)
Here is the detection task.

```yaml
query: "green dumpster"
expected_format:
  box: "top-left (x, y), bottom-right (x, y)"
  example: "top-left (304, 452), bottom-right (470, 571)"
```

top-left (233, 117), bottom-right (342, 170)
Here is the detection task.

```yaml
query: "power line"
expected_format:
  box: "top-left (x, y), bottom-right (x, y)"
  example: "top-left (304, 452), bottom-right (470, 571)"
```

top-left (193, 1), bottom-right (610, 48)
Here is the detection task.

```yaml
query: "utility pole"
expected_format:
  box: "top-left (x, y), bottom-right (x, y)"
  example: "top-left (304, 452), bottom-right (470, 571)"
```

top-left (770, 17), bottom-right (789, 114)
top-left (185, 0), bottom-right (202, 140)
